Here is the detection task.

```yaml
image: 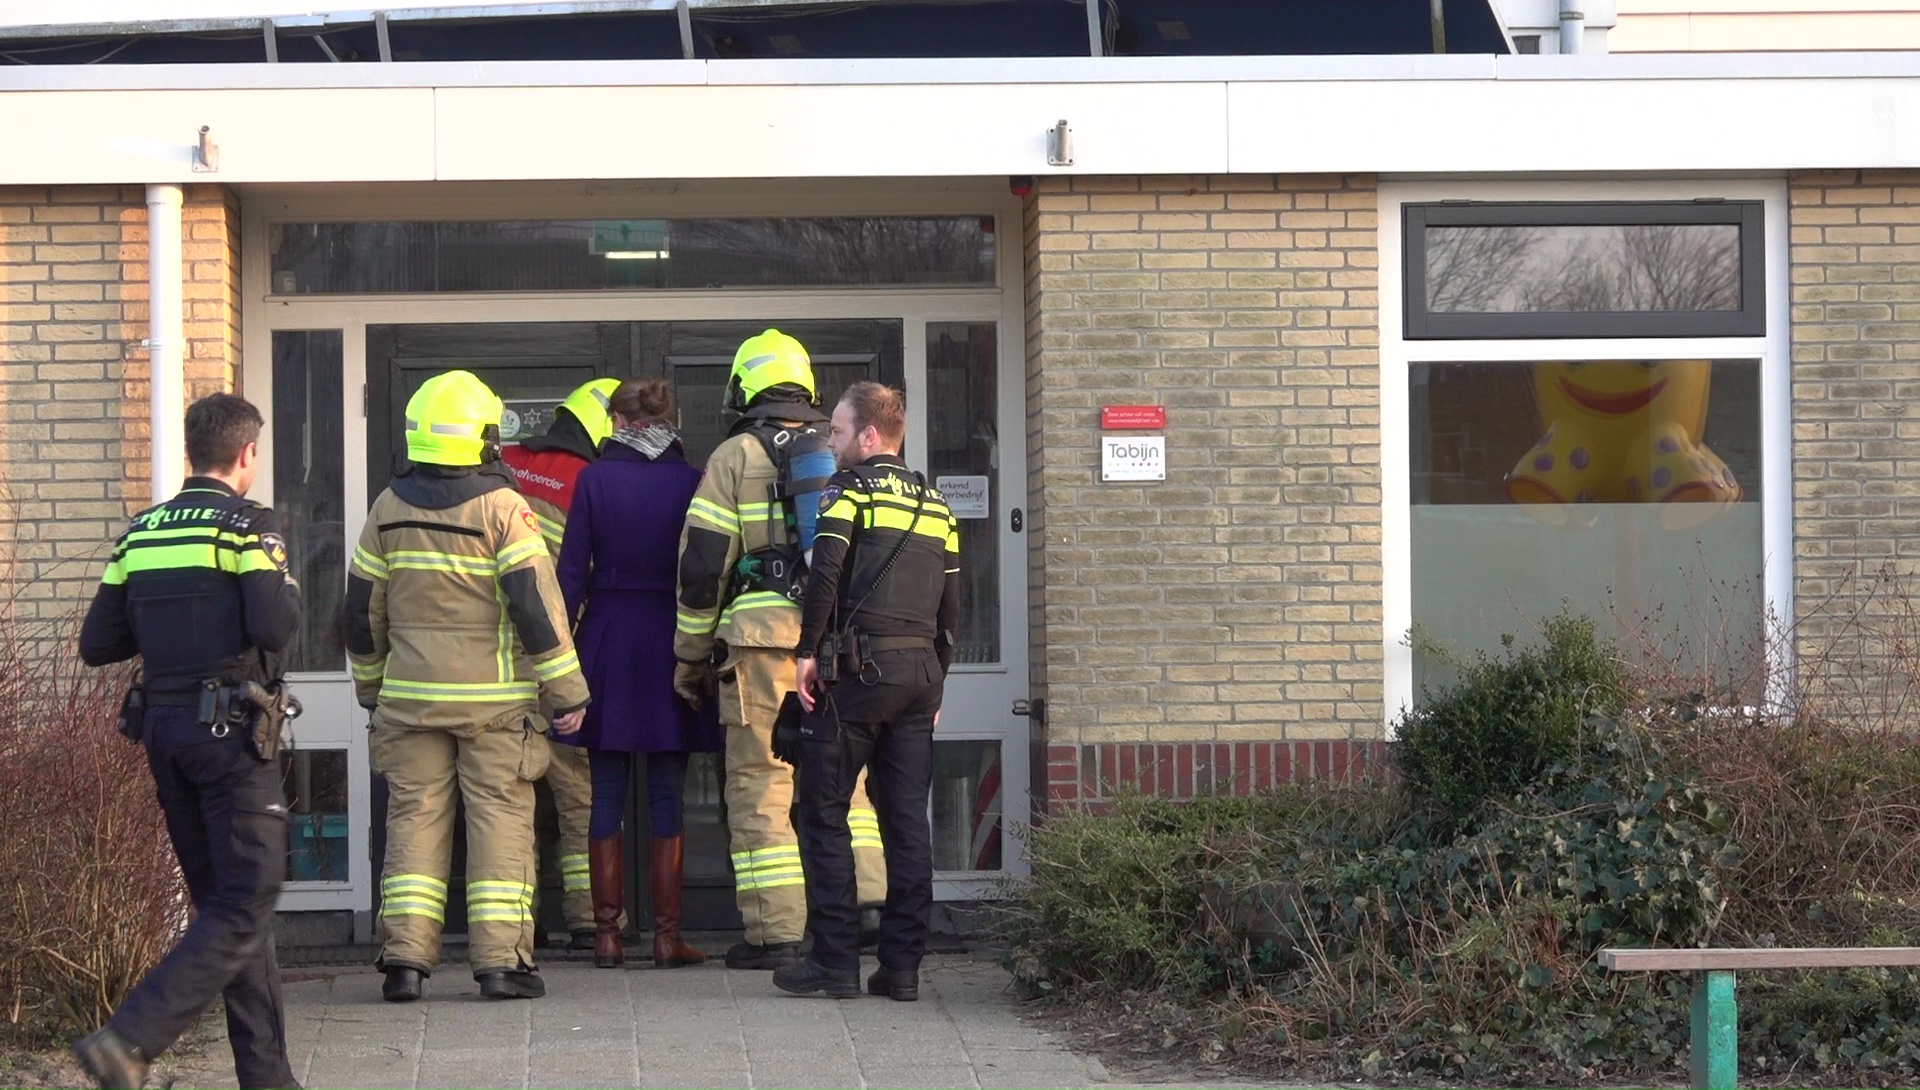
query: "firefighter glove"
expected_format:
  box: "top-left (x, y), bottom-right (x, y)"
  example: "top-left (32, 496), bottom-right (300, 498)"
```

top-left (673, 660), bottom-right (714, 710)
top-left (771, 691), bottom-right (804, 766)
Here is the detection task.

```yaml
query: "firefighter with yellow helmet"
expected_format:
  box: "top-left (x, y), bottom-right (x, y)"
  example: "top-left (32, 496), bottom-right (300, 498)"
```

top-left (349, 370), bottom-right (590, 1002)
top-left (673, 329), bottom-right (888, 970)
top-left (501, 377), bottom-right (619, 951)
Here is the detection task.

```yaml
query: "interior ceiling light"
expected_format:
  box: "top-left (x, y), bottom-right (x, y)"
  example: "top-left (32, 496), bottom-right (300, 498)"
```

top-left (769, 34), bottom-right (803, 54)
top-left (1156, 20), bottom-right (1191, 40)
top-left (605, 250), bottom-right (670, 260)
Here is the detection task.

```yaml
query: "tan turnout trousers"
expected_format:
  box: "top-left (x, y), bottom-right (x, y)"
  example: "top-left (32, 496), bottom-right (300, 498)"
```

top-left (373, 713), bottom-right (551, 975)
top-left (544, 737), bottom-right (595, 933)
top-left (722, 646), bottom-right (885, 945)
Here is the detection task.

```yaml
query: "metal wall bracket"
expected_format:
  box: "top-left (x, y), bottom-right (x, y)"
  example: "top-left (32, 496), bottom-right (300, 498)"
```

top-left (1011, 698), bottom-right (1047, 727)
top-left (1046, 119), bottom-right (1074, 167)
top-left (192, 126), bottom-right (219, 173)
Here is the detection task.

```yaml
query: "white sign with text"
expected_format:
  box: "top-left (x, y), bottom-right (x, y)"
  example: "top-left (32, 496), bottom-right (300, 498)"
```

top-left (936, 475), bottom-right (991, 519)
top-left (1101, 435), bottom-right (1166, 482)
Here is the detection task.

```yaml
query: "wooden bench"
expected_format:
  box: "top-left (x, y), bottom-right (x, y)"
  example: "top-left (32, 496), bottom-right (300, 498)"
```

top-left (1599, 947), bottom-right (1920, 1089)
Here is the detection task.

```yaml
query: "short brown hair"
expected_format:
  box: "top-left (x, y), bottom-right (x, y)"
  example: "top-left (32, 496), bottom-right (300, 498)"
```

top-left (610, 377), bottom-right (674, 425)
top-left (839, 381), bottom-right (905, 448)
top-left (184, 393), bottom-right (263, 473)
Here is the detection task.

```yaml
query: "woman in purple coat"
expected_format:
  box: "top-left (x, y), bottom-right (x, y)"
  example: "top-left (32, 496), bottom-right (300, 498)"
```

top-left (555, 378), bottom-right (722, 970)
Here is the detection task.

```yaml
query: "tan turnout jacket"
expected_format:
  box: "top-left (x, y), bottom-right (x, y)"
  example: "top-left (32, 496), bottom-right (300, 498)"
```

top-left (349, 470), bottom-right (589, 730)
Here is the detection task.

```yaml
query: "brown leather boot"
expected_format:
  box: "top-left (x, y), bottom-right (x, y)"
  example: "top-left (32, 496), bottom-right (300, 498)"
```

top-left (650, 835), bottom-right (706, 968)
top-left (589, 834), bottom-right (624, 968)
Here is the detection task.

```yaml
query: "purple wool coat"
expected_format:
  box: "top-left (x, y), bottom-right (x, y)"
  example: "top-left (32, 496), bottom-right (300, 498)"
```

top-left (554, 441), bottom-right (721, 754)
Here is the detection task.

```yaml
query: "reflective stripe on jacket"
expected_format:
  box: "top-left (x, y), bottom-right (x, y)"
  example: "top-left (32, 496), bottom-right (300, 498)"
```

top-left (348, 484), bottom-right (589, 728)
top-left (673, 418), bottom-right (814, 660)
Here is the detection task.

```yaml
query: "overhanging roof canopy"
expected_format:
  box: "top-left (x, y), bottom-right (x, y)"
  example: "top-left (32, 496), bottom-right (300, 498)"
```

top-left (0, 0), bottom-right (1512, 63)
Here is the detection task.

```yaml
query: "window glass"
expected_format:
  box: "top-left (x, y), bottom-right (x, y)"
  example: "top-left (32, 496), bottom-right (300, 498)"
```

top-left (283, 749), bottom-right (349, 884)
top-left (271, 330), bottom-right (345, 673)
top-left (1404, 202), bottom-right (1764, 339)
top-left (1410, 358), bottom-right (1765, 700)
top-left (927, 322), bottom-right (1000, 665)
top-left (932, 740), bottom-right (1002, 872)
top-left (1424, 224), bottom-right (1741, 314)
top-left (271, 217), bottom-right (996, 294)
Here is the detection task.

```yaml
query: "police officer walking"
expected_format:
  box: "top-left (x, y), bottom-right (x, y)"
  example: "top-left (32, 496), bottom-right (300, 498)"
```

top-left (73, 394), bottom-right (303, 1089)
top-left (672, 329), bottom-right (889, 970)
top-left (347, 370), bottom-right (590, 1003)
top-left (777, 381), bottom-right (959, 1001)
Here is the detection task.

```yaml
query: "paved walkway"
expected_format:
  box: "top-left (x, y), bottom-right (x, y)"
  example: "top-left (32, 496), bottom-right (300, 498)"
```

top-left (169, 957), bottom-right (1273, 1090)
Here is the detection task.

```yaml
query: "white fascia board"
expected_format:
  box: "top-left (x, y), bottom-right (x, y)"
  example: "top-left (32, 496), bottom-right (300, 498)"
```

top-left (2, 52), bottom-right (1919, 91)
top-left (693, 55), bottom-right (1500, 85)
top-left (13, 56), bottom-right (1920, 184)
top-left (2, 88), bottom-right (437, 184)
top-left (1491, 50), bottom-right (1920, 79)
top-left (1228, 76), bottom-right (1920, 174)
top-left (0, 58), bottom-right (710, 90)
top-left (432, 81), bottom-right (1231, 179)
top-left (0, 55), bottom-right (1500, 91)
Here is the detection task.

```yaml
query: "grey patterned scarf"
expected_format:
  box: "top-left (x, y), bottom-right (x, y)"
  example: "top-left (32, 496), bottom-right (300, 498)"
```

top-left (608, 422), bottom-right (678, 460)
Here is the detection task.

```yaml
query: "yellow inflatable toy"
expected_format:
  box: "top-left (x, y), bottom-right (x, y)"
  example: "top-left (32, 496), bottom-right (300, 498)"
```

top-left (1503, 360), bottom-right (1741, 528)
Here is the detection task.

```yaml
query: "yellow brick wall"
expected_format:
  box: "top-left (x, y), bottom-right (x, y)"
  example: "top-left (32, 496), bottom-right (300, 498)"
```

top-left (1788, 169), bottom-right (1920, 716)
top-left (1022, 174), bottom-right (1383, 754)
top-left (0, 185), bottom-right (241, 616)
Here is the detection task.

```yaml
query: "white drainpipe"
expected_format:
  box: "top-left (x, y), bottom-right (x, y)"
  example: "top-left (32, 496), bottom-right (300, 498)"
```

top-left (146, 184), bottom-right (185, 501)
top-left (1559, 0), bottom-right (1584, 53)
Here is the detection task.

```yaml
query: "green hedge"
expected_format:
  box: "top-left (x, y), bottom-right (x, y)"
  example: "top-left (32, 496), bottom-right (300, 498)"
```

top-left (1005, 616), bottom-right (1920, 1083)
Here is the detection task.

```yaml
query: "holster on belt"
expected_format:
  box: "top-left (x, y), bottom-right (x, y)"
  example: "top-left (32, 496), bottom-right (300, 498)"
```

top-left (240, 680), bottom-right (302, 762)
top-left (197, 679), bottom-right (302, 761)
top-left (115, 672), bottom-right (145, 743)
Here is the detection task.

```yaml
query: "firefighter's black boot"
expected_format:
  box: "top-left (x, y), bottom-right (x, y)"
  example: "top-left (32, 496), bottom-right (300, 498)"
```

top-left (381, 966), bottom-right (424, 1003)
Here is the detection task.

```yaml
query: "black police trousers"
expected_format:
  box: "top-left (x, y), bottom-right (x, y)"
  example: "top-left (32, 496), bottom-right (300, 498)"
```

top-left (111, 704), bottom-right (295, 1090)
top-left (797, 648), bottom-right (943, 973)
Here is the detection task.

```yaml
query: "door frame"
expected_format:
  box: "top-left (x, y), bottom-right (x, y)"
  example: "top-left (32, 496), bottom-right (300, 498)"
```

top-left (239, 180), bottom-right (1031, 930)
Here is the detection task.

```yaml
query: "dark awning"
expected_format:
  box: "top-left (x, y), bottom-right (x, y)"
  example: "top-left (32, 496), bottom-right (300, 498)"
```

top-left (0, 0), bottom-right (1512, 64)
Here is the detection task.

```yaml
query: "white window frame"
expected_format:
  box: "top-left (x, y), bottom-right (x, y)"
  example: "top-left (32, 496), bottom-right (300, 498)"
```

top-left (1379, 178), bottom-right (1793, 733)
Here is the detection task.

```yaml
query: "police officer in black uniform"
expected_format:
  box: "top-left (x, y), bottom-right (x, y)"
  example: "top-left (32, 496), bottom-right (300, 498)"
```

top-left (73, 394), bottom-right (303, 1090)
top-left (775, 380), bottom-right (959, 1001)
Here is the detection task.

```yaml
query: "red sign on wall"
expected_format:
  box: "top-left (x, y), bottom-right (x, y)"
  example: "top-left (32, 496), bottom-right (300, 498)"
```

top-left (1100, 405), bottom-right (1166, 430)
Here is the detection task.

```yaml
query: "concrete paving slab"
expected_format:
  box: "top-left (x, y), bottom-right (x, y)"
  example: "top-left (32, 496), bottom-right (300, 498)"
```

top-left (165, 956), bottom-right (1281, 1090)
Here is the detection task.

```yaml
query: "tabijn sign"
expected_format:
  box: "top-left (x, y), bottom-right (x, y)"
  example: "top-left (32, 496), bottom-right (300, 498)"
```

top-left (1101, 435), bottom-right (1166, 482)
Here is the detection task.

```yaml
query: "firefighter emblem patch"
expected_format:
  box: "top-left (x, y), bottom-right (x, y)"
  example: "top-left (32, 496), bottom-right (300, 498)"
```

top-left (520, 508), bottom-right (540, 533)
top-left (259, 532), bottom-right (290, 573)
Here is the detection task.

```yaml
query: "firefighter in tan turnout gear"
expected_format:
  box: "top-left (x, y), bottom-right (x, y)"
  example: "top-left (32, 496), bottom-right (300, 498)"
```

top-left (349, 370), bottom-right (590, 1003)
top-left (673, 329), bottom-right (888, 970)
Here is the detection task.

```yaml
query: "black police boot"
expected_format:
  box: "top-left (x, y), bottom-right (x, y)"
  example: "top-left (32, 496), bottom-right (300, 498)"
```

top-left (382, 966), bottom-right (424, 1003)
top-left (71, 1027), bottom-right (148, 1090)
top-left (867, 966), bottom-right (919, 1002)
top-left (858, 906), bottom-right (883, 950)
top-left (773, 959), bottom-right (861, 998)
top-left (724, 940), bottom-right (803, 970)
top-left (477, 969), bottom-right (546, 999)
